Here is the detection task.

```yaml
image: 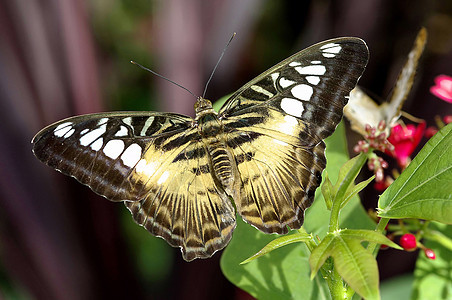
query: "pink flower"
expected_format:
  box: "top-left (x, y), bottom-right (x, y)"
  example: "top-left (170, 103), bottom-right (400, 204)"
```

top-left (430, 75), bottom-right (452, 103)
top-left (386, 122), bottom-right (426, 168)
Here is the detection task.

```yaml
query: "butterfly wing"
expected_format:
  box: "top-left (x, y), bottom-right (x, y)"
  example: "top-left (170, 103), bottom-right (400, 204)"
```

top-left (345, 28), bottom-right (427, 135)
top-left (344, 86), bottom-right (382, 135)
top-left (218, 38), bottom-right (369, 233)
top-left (32, 112), bottom-right (236, 261)
top-left (384, 27), bottom-right (427, 126)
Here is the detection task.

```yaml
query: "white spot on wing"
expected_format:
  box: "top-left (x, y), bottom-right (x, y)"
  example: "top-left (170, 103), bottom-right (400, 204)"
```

top-left (54, 127), bottom-right (72, 138)
top-left (122, 117), bottom-right (132, 126)
top-left (323, 45), bottom-right (342, 54)
top-left (291, 84), bottom-right (313, 101)
top-left (321, 44), bottom-right (341, 58)
top-left (79, 124), bottom-right (107, 146)
top-left (135, 159), bottom-right (147, 173)
top-left (275, 114), bottom-right (299, 135)
top-left (136, 159), bottom-right (159, 177)
top-left (115, 126), bottom-right (128, 137)
top-left (103, 139), bottom-right (125, 159)
top-left (280, 98), bottom-right (304, 117)
top-left (250, 85), bottom-right (274, 97)
top-left (273, 139), bottom-right (288, 146)
top-left (306, 76), bottom-right (321, 85)
top-left (121, 143), bottom-right (142, 167)
top-left (54, 122), bottom-right (72, 137)
top-left (157, 171), bottom-right (170, 185)
top-left (320, 42), bottom-right (339, 50)
top-left (270, 72), bottom-right (279, 83)
top-left (140, 116), bottom-right (154, 136)
top-left (63, 128), bottom-right (75, 138)
top-left (97, 118), bottom-right (109, 126)
top-left (289, 62), bottom-right (301, 67)
top-left (80, 129), bottom-right (89, 135)
top-left (279, 77), bottom-right (296, 88)
top-left (90, 138), bottom-right (103, 151)
top-left (311, 60), bottom-right (321, 64)
top-left (295, 65), bottom-right (326, 75)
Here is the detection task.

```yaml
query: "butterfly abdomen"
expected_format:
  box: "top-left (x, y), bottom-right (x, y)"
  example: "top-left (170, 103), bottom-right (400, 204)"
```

top-left (206, 140), bottom-right (234, 192)
top-left (196, 109), bottom-right (236, 192)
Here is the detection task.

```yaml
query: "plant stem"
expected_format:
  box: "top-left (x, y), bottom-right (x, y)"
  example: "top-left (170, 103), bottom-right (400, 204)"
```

top-left (319, 258), bottom-right (351, 300)
top-left (321, 153), bottom-right (368, 300)
top-left (368, 217), bottom-right (390, 256)
top-left (424, 230), bottom-right (452, 251)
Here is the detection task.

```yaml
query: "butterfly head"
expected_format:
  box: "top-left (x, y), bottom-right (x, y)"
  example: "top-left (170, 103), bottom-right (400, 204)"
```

top-left (194, 97), bottom-right (214, 114)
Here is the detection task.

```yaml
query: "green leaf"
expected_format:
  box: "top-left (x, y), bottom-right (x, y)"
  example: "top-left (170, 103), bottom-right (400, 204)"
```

top-left (309, 234), bottom-right (336, 278)
top-left (341, 175), bottom-right (375, 209)
top-left (413, 222), bottom-right (452, 299)
top-left (241, 232), bottom-right (311, 264)
top-left (321, 171), bottom-right (334, 210)
top-left (334, 153), bottom-right (364, 194)
top-left (378, 123), bottom-right (452, 223)
top-left (212, 94), bottom-right (230, 111)
top-left (340, 229), bottom-right (401, 250)
top-left (310, 232), bottom-right (380, 300)
top-left (329, 153), bottom-right (368, 231)
top-left (305, 123), bottom-right (375, 238)
top-left (332, 238), bottom-right (379, 300)
top-left (221, 217), bottom-right (328, 300)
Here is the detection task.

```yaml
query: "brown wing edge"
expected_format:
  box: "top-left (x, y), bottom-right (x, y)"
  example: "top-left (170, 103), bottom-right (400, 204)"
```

top-left (124, 198), bottom-right (237, 261)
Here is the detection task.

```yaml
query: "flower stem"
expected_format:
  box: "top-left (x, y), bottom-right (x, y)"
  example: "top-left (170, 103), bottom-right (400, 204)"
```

top-left (368, 217), bottom-right (390, 256)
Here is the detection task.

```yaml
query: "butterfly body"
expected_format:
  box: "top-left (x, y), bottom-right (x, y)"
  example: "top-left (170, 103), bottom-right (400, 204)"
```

top-left (194, 98), bottom-right (237, 194)
top-left (33, 38), bottom-right (369, 261)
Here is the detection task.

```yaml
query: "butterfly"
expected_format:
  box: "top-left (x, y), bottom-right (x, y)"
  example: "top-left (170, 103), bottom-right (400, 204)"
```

top-left (344, 28), bottom-right (427, 136)
top-left (32, 37), bottom-right (369, 261)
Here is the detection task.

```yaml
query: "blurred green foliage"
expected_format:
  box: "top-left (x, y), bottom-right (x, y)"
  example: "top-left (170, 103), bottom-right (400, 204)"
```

top-left (89, 0), bottom-right (157, 111)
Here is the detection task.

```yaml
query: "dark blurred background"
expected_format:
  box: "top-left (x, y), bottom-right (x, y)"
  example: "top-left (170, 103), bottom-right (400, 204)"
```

top-left (0, 0), bottom-right (451, 299)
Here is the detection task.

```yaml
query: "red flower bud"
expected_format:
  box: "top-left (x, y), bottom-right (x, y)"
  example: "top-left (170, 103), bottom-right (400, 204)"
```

top-left (424, 248), bottom-right (436, 260)
top-left (400, 233), bottom-right (417, 251)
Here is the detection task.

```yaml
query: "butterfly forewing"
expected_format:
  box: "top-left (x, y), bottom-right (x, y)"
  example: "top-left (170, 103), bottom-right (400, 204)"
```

top-left (220, 38), bottom-right (369, 232)
top-left (220, 38), bottom-right (369, 143)
top-left (33, 37), bottom-right (369, 261)
top-left (33, 112), bottom-right (193, 200)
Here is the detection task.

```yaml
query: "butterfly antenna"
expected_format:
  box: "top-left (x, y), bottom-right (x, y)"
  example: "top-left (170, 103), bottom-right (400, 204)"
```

top-left (202, 32), bottom-right (236, 98)
top-left (130, 61), bottom-right (196, 98)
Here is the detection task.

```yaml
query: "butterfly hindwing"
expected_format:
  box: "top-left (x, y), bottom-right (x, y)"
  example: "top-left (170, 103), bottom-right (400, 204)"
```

top-left (124, 138), bottom-right (236, 261)
top-left (225, 126), bottom-right (326, 233)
